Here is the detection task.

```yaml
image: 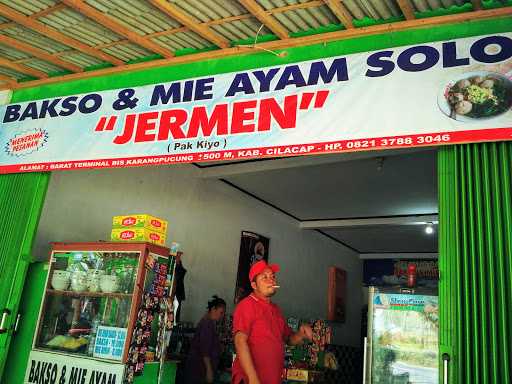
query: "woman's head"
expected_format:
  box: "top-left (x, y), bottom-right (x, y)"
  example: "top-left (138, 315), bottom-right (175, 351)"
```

top-left (207, 295), bottom-right (226, 321)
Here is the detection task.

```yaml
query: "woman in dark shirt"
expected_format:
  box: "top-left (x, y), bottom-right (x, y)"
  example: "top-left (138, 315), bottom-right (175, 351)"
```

top-left (184, 295), bottom-right (226, 383)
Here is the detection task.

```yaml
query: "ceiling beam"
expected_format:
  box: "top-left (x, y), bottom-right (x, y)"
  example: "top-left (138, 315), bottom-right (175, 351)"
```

top-left (61, 0), bottom-right (174, 58)
top-left (324, 0), bottom-right (354, 28)
top-left (0, 57), bottom-right (47, 78)
top-left (239, 0), bottom-right (289, 40)
top-left (148, 0), bottom-right (230, 48)
top-left (31, 3), bottom-right (67, 19)
top-left (360, 253), bottom-right (438, 259)
top-left (300, 215), bottom-right (439, 229)
top-left (206, 14), bottom-right (251, 26)
top-left (0, 34), bottom-right (82, 73)
top-left (269, 0), bottom-right (324, 14)
top-left (0, 73), bottom-right (16, 88)
top-left (0, 21), bottom-right (15, 30)
top-left (11, 7), bottom-right (512, 89)
top-left (396, 0), bottom-right (416, 20)
top-left (0, 4), bottom-right (124, 66)
top-left (87, 2), bottom-right (327, 49)
top-left (12, 58), bottom-right (31, 64)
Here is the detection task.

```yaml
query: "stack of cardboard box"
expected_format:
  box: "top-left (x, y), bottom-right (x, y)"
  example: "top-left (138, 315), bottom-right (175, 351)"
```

top-left (111, 214), bottom-right (168, 246)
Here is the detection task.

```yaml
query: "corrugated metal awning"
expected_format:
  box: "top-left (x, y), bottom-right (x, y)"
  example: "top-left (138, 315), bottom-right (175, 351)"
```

top-left (0, 0), bottom-right (508, 89)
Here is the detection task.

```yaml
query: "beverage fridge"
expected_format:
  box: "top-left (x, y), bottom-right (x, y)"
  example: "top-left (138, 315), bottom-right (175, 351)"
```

top-left (363, 287), bottom-right (439, 384)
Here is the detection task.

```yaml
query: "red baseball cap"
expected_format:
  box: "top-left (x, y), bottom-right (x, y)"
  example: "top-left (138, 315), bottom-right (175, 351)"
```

top-left (249, 260), bottom-right (280, 282)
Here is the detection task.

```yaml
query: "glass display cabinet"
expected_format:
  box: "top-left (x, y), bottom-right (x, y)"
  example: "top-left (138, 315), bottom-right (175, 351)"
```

top-left (32, 242), bottom-right (172, 364)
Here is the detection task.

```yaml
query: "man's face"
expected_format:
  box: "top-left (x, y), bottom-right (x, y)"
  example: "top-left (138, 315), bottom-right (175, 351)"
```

top-left (251, 267), bottom-right (277, 297)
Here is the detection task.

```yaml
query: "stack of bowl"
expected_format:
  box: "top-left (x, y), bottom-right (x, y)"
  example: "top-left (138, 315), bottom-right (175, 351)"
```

top-left (70, 270), bottom-right (88, 292)
top-left (87, 269), bottom-right (105, 292)
top-left (100, 275), bottom-right (119, 293)
top-left (51, 270), bottom-right (71, 290)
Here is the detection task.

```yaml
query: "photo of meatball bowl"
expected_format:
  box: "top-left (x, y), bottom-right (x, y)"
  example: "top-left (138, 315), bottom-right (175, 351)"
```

top-left (438, 71), bottom-right (512, 122)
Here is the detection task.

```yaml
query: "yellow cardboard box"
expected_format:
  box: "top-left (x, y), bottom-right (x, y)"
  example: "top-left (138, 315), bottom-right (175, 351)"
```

top-left (111, 228), bottom-right (166, 246)
top-left (112, 214), bottom-right (168, 234)
top-left (286, 369), bottom-right (309, 382)
top-left (286, 369), bottom-right (321, 382)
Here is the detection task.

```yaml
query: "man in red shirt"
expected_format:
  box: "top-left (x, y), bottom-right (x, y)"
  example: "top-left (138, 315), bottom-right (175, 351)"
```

top-left (232, 260), bottom-right (313, 384)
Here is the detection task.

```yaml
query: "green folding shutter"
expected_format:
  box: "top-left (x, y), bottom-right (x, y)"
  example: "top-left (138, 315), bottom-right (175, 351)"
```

top-left (438, 142), bottom-right (512, 384)
top-left (0, 172), bottom-right (50, 377)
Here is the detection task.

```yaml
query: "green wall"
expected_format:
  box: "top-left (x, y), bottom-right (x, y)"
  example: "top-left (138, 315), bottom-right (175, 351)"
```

top-left (0, 173), bottom-right (49, 378)
top-left (439, 142), bottom-right (512, 384)
top-left (2, 262), bottom-right (48, 384)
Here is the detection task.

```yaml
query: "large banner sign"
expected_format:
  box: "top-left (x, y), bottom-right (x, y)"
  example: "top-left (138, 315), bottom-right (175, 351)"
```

top-left (24, 350), bottom-right (125, 384)
top-left (1, 33), bottom-right (512, 173)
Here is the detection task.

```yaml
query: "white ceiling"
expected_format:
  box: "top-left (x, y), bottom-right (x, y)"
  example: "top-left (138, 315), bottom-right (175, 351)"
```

top-left (322, 225), bottom-right (438, 253)
top-left (196, 148), bottom-right (438, 254)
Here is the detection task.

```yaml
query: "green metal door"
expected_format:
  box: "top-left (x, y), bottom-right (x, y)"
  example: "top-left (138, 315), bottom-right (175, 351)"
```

top-left (0, 172), bottom-right (49, 377)
top-left (438, 142), bottom-right (512, 384)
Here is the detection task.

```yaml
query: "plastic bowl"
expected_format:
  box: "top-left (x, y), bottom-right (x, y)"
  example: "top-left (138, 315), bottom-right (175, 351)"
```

top-left (53, 270), bottom-right (71, 279)
top-left (100, 281), bottom-right (119, 293)
top-left (438, 71), bottom-right (512, 122)
top-left (71, 281), bottom-right (87, 292)
top-left (100, 275), bottom-right (119, 293)
top-left (51, 277), bottom-right (70, 290)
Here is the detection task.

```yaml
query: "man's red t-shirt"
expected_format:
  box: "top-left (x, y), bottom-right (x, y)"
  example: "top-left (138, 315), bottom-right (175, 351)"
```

top-left (231, 294), bottom-right (292, 384)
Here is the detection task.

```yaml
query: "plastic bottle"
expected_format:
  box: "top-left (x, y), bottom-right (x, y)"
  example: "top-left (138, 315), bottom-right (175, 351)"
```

top-left (87, 317), bottom-right (100, 356)
top-left (407, 264), bottom-right (417, 288)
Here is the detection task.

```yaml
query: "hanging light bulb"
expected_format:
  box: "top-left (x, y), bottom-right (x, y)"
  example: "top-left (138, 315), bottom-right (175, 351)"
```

top-left (425, 223), bottom-right (434, 235)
